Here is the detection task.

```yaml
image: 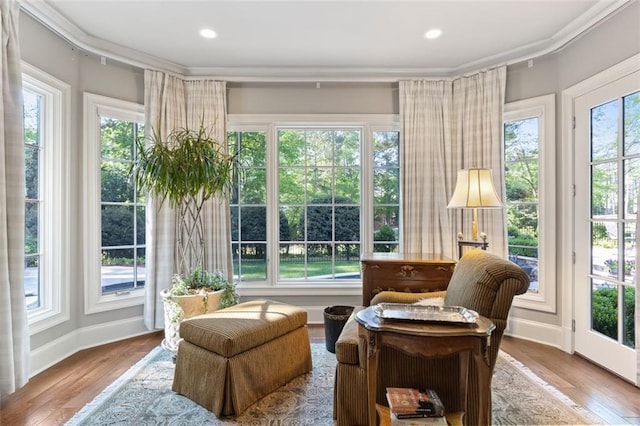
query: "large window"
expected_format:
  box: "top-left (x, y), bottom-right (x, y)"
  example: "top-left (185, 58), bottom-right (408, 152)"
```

top-left (228, 115), bottom-right (399, 287)
top-left (504, 94), bottom-right (556, 312)
top-left (84, 93), bottom-right (145, 313)
top-left (22, 63), bottom-right (70, 333)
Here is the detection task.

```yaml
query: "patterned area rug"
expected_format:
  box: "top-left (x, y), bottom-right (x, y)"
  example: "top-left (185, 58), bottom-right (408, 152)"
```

top-left (65, 343), bottom-right (603, 425)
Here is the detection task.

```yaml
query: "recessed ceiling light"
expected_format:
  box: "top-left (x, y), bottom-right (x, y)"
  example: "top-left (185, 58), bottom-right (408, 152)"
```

top-left (200, 28), bottom-right (217, 39)
top-left (424, 29), bottom-right (442, 40)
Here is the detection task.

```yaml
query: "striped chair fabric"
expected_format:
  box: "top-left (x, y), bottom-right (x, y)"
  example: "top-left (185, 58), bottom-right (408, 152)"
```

top-left (333, 250), bottom-right (530, 425)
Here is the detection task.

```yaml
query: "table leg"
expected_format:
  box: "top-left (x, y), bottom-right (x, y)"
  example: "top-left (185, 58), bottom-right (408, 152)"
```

top-left (473, 344), bottom-right (492, 426)
top-left (365, 333), bottom-right (379, 426)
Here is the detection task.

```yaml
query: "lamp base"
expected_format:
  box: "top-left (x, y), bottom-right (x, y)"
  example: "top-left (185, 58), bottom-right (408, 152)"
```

top-left (457, 239), bottom-right (489, 259)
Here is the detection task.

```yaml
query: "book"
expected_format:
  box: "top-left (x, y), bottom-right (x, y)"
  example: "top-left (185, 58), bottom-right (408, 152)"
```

top-left (386, 387), bottom-right (446, 419)
top-left (390, 411), bottom-right (448, 425)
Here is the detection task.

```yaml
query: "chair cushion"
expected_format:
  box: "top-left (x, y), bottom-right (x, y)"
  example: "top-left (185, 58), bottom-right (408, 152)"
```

top-left (179, 300), bottom-right (307, 358)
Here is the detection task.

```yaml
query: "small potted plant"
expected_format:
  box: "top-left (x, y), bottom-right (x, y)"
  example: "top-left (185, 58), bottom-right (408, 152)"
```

top-left (161, 268), bottom-right (239, 353)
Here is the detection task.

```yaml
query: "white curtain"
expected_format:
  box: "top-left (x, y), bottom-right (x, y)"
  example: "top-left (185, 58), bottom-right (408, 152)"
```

top-left (0, 0), bottom-right (30, 395)
top-left (400, 67), bottom-right (507, 259)
top-left (143, 71), bottom-right (229, 330)
top-left (400, 80), bottom-right (455, 256)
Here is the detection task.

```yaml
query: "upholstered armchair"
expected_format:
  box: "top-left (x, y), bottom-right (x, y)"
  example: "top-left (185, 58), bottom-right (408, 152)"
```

top-left (333, 250), bottom-right (530, 426)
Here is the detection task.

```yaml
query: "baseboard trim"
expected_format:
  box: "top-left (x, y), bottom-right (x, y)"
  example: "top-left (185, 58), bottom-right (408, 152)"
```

top-left (30, 316), bottom-right (151, 377)
top-left (505, 316), bottom-right (564, 349)
top-left (302, 305), bottom-right (327, 325)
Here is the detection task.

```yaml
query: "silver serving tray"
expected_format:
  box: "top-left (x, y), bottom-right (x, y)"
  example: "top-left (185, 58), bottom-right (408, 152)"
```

top-left (373, 303), bottom-right (479, 324)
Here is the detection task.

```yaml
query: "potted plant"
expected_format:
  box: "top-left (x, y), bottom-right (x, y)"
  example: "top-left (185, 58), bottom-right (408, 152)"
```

top-left (161, 267), bottom-right (239, 353)
top-left (131, 121), bottom-right (241, 354)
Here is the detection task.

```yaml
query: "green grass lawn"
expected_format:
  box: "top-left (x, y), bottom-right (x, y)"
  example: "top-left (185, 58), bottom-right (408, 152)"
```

top-left (233, 258), bottom-right (361, 280)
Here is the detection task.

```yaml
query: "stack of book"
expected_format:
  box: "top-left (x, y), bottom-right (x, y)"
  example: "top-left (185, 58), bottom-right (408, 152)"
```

top-left (386, 387), bottom-right (447, 425)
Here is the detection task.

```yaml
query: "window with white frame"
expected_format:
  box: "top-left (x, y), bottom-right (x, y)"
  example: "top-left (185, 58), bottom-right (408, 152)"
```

top-left (22, 63), bottom-right (70, 333)
top-left (504, 94), bottom-right (556, 312)
top-left (228, 115), bottom-right (400, 287)
top-left (83, 93), bottom-right (145, 313)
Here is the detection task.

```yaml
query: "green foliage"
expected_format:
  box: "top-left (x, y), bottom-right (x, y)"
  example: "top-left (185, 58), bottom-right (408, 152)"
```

top-left (170, 267), bottom-right (239, 308)
top-left (300, 196), bottom-right (360, 257)
top-left (592, 286), bottom-right (635, 347)
top-left (131, 123), bottom-right (239, 209)
top-left (374, 224), bottom-right (397, 252)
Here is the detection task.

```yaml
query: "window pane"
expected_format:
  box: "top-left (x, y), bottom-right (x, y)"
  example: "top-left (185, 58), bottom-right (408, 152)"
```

top-left (25, 202), bottom-right (39, 255)
top-left (279, 168), bottom-right (305, 204)
top-left (101, 161), bottom-right (134, 202)
top-left (335, 206), bottom-right (360, 241)
top-left (373, 132), bottom-right (399, 167)
top-left (101, 117), bottom-right (134, 160)
top-left (23, 90), bottom-right (41, 145)
top-left (335, 167), bottom-right (360, 202)
top-left (101, 205), bottom-right (134, 247)
top-left (591, 280), bottom-right (618, 340)
top-left (624, 157), bottom-right (640, 219)
top-left (241, 169), bottom-right (266, 203)
top-left (374, 169), bottom-right (399, 204)
top-left (591, 161), bottom-right (617, 217)
top-left (623, 91), bottom-right (640, 156)
top-left (591, 100), bottom-right (618, 162)
top-left (25, 145), bottom-right (39, 199)
top-left (622, 285), bottom-right (635, 348)
top-left (24, 255), bottom-right (40, 310)
top-left (505, 117), bottom-right (540, 290)
top-left (101, 248), bottom-right (136, 294)
top-left (229, 131), bottom-right (268, 283)
top-left (305, 168), bottom-right (332, 201)
top-left (240, 206), bottom-right (266, 241)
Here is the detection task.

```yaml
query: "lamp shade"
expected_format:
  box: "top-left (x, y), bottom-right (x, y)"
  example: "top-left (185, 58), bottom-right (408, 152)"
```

top-left (447, 168), bottom-right (502, 208)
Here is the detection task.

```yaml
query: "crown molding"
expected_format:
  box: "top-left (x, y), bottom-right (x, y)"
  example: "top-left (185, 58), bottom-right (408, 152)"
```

top-left (20, 0), bottom-right (632, 82)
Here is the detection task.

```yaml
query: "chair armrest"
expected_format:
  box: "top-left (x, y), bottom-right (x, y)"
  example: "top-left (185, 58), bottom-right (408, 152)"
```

top-left (335, 306), bottom-right (366, 366)
top-left (370, 290), bottom-right (447, 305)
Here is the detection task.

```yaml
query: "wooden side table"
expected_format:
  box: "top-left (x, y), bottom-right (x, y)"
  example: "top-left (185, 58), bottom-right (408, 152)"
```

top-left (361, 253), bottom-right (456, 306)
top-left (356, 306), bottom-right (495, 426)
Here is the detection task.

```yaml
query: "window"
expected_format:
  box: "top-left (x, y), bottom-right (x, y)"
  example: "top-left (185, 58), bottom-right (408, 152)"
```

top-left (504, 94), bottom-right (556, 312)
top-left (84, 93), bottom-right (145, 313)
top-left (228, 115), bottom-right (400, 288)
top-left (22, 62), bottom-right (70, 333)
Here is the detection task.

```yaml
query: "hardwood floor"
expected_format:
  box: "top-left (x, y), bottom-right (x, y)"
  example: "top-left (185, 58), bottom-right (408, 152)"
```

top-left (1, 328), bottom-right (639, 425)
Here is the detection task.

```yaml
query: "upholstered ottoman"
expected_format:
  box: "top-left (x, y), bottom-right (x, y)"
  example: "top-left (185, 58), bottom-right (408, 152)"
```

top-left (172, 300), bottom-right (313, 417)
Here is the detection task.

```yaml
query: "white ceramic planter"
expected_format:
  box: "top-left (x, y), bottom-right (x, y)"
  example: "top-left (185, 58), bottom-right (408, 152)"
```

top-left (160, 288), bottom-right (223, 355)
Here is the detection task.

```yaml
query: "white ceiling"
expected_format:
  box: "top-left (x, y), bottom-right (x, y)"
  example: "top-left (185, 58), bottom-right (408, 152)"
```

top-left (22, 0), bottom-right (632, 80)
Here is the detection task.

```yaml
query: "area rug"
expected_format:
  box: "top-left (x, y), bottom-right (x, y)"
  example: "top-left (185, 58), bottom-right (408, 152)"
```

top-left (65, 343), bottom-right (604, 426)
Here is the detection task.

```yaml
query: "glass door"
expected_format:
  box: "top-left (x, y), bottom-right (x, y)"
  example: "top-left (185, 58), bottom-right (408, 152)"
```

top-left (574, 71), bottom-right (639, 382)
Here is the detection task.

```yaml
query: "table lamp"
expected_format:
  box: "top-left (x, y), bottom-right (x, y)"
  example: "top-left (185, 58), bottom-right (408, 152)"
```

top-left (447, 168), bottom-right (502, 241)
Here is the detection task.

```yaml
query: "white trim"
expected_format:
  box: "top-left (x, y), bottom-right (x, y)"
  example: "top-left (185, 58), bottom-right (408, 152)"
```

top-left (504, 94), bottom-right (557, 313)
top-left (22, 62), bottom-right (71, 334)
top-left (561, 52), bottom-right (640, 353)
top-left (29, 316), bottom-right (151, 377)
top-left (83, 93), bottom-right (145, 314)
top-left (505, 316), bottom-right (566, 349)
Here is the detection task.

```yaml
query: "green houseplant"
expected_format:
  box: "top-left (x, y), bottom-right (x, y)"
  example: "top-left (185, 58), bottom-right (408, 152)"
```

top-left (131, 122), bottom-right (240, 353)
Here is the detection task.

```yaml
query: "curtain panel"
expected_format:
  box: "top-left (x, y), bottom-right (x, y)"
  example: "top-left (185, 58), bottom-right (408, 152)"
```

top-left (400, 67), bottom-right (506, 259)
top-left (143, 71), bottom-right (229, 330)
top-left (0, 0), bottom-right (29, 395)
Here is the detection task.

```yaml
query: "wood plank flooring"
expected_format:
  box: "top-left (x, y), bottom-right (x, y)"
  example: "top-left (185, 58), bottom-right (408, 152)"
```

top-left (1, 328), bottom-right (639, 425)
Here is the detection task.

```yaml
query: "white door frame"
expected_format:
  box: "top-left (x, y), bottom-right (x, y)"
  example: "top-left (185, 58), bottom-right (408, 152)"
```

top-left (561, 53), bottom-right (640, 383)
